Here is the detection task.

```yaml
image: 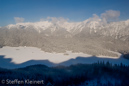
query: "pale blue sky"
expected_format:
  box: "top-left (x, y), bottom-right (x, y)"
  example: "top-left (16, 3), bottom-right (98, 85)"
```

top-left (0, 0), bottom-right (129, 26)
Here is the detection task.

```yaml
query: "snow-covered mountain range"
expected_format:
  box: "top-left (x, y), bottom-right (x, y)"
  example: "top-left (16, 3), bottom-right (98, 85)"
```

top-left (3, 18), bottom-right (129, 40)
top-left (0, 18), bottom-right (129, 57)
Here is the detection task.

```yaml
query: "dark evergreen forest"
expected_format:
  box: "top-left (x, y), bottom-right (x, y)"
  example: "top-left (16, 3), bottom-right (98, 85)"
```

top-left (0, 62), bottom-right (129, 86)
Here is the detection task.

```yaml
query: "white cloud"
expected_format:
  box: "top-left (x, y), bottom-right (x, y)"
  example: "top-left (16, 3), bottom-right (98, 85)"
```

top-left (84, 10), bottom-right (120, 24)
top-left (47, 17), bottom-right (69, 24)
top-left (101, 10), bottom-right (120, 22)
top-left (88, 14), bottom-right (101, 21)
top-left (14, 17), bottom-right (24, 23)
top-left (40, 17), bottom-right (69, 24)
top-left (29, 10), bottom-right (121, 25)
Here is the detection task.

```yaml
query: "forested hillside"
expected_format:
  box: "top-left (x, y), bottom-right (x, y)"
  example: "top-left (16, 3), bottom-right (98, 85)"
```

top-left (0, 63), bottom-right (129, 86)
top-left (0, 27), bottom-right (129, 57)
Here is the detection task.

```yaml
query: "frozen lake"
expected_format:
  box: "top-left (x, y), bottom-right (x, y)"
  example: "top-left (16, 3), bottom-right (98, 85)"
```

top-left (0, 46), bottom-right (129, 69)
top-left (0, 46), bottom-right (93, 64)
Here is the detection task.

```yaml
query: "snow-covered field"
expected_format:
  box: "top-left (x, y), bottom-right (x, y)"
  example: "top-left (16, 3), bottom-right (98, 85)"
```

top-left (0, 46), bottom-right (128, 66)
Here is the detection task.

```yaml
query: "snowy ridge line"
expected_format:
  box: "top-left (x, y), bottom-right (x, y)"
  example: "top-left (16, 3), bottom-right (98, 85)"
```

top-left (3, 18), bottom-right (129, 35)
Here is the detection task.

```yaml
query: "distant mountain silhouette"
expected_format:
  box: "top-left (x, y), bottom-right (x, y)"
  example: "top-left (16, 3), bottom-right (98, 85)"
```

top-left (0, 55), bottom-right (129, 69)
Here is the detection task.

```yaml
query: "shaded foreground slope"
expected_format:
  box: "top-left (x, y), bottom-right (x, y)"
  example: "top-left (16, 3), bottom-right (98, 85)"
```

top-left (0, 55), bottom-right (129, 69)
top-left (0, 63), bottom-right (129, 86)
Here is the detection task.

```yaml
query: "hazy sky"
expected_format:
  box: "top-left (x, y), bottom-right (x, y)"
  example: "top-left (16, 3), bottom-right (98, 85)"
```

top-left (0, 0), bottom-right (129, 26)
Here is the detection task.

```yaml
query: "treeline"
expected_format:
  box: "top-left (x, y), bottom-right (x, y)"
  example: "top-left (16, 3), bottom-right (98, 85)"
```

top-left (0, 28), bottom-right (129, 57)
top-left (0, 62), bottom-right (129, 86)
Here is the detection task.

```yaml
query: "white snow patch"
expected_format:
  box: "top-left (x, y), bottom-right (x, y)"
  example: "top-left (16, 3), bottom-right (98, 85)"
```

top-left (0, 46), bottom-right (92, 64)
